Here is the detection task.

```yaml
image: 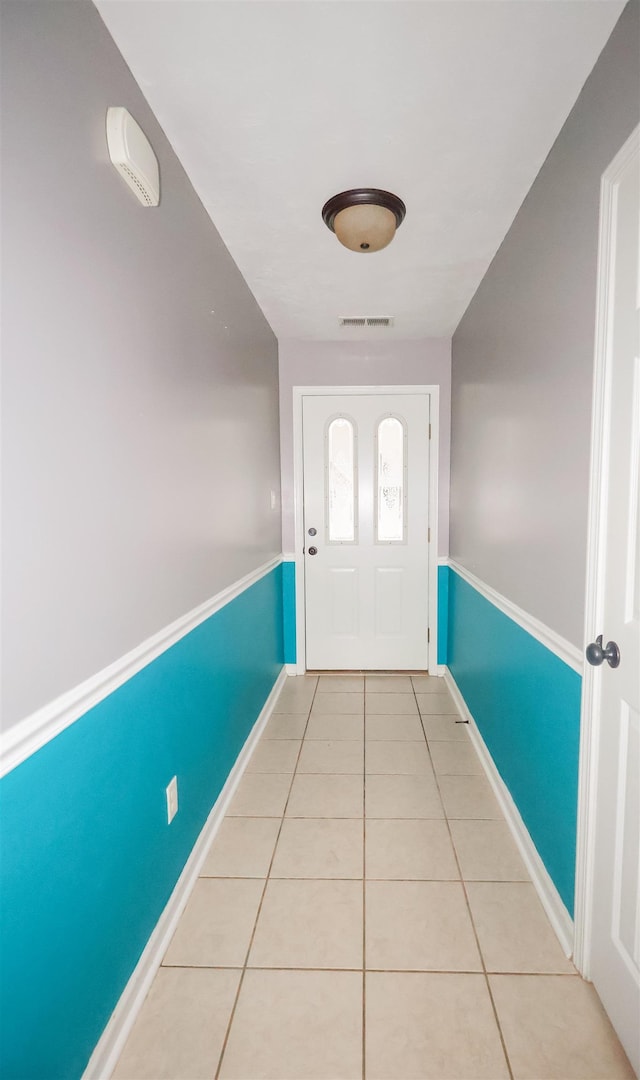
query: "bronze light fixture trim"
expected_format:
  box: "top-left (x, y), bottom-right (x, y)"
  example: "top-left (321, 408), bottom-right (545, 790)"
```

top-left (322, 188), bottom-right (406, 253)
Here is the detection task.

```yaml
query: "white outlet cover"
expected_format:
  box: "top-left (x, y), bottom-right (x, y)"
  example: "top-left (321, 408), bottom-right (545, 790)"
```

top-left (166, 776), bottom-right (178, 824)
top-left (270, 490), bottom-right (277, 511)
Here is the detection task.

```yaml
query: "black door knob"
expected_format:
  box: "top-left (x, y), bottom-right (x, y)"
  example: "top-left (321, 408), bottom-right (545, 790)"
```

top-left (586, 634), bottom-right (620, 668)
top-left (308, 546), bottom-right (318, 556)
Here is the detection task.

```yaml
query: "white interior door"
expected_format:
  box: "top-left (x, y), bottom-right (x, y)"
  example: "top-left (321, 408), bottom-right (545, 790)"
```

top-left (302, 393), bottom-right (430, 670)
top-left (585, 128), bottom-right (639, 1073)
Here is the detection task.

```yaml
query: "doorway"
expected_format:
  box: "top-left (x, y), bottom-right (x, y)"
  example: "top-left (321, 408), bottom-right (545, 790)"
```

top-left (293, 386), bottom-right (440, 674)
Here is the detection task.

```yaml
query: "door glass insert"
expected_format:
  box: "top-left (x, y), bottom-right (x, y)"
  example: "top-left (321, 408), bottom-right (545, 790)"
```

top-left (326, 416), bottom-right (357, 543)
top-left (376, 415), bottom-right (406, 543)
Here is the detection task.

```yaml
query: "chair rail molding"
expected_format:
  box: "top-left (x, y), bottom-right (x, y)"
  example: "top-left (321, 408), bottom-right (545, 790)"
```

top-left (1, 555), bottom-right (283, 778)
top-left (446, 559), bottom-right (583, 674)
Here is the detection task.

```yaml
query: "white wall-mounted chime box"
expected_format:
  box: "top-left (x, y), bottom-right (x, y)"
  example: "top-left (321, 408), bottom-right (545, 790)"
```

top-left (106, 106), bottom-right (160, 207)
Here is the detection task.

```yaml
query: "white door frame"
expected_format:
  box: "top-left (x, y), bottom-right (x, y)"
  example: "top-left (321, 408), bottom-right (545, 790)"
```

top-left (573, 125), bottom-right (639, 975)
top-left (292, 384), bottom-right (440, 675)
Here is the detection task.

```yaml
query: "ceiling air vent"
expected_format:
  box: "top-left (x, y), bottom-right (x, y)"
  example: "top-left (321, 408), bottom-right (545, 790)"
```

top-left (339, 316), bottom-right (394, 328)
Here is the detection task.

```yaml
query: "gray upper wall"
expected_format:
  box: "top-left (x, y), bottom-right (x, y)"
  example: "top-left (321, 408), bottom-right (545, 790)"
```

top-left (1, 1), bottom-right (280, 730)
top-left (450, 0), bottom-right (639, 648)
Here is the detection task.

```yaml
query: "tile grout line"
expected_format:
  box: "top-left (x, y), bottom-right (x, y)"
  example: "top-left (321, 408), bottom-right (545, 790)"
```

top-left (305, 672), bottom-right (367, 1078)
top-left (214, 675), bottom-right (320, 1080)
top-left (199, 875), bottom-right (531, 883)
top-left (412, 678), bottom-right (515, 1080)
top-left (161, 962), bottom-right (582, 976)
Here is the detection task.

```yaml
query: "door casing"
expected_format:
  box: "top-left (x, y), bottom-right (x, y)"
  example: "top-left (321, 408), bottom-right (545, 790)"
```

top-left (292, 384), bottom-right (441, 674)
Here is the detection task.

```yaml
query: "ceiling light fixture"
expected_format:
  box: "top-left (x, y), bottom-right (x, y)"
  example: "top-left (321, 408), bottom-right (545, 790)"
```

top-left (322, 188), bottom-right (406, 253)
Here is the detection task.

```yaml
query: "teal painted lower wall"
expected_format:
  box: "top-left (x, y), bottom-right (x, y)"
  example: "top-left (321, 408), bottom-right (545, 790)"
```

top-left (437, 564), bottom-right (449, 665)
top-left (0, 565), bottom-right (284, 1080)
top-left (446, 566), bottom-right (582, 915)
top-left (282, 560), bottom-right (297, 665)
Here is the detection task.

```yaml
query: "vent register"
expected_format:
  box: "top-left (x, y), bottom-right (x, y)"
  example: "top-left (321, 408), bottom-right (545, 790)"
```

top-left (339, 316), bottom-right (395, 328)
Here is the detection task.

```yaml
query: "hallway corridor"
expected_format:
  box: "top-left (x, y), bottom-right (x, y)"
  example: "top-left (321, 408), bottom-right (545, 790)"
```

top-left (113, 676), bottom-right (633, 1080)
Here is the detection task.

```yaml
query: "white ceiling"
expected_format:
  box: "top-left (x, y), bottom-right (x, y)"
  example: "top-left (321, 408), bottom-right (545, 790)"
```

top-left (96, 1), bottom-right (624, 341)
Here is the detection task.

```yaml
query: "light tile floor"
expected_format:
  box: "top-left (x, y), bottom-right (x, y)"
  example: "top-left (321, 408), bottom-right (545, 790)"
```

top-left (113, 675), bottom-right (635, 1080)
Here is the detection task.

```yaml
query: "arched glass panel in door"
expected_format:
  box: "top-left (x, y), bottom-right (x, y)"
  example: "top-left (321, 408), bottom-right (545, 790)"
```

top-left (326, 415), bottom-right (357, 543)
top-left (376, 415), bottom-right (407, 543)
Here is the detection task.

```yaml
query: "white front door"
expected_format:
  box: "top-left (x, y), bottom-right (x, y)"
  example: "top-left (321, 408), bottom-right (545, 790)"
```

top-left (302, 393), bottom-right (430, 670)
top-left (585, 128), bottom-right (639, 1073)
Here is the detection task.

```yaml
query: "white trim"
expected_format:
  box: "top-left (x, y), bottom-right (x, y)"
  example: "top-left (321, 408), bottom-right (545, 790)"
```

top-left (292, 391), bottom-right (307, 674)
top-left (285, 664), bottom-right (297, 675)
top-left (427, 390), bottom-right (440, 676)
top-left (1, 556), bottom-right (283, 778)
top-left (83, 666), bottom-right (288, 1080)
top-left (444, 667), bottom-right (574, 957)
top-left (292, 385), bottom-right (440, 675)
top-left (447, 559), bottom-right (583, 674)
top-left (574, 125), bottom-right (640, 978)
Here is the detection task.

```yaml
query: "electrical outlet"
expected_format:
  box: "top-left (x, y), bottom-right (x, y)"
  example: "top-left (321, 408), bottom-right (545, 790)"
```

top-left (270, 489), bottom-right (278, 511)
top-left (166, 776), bottom-right (178, 824)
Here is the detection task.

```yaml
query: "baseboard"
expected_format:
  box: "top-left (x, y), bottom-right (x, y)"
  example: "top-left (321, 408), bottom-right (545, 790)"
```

top-left (82, 666), bottom-right (288, 1080)
top-left (444, 668), bottom-right (574, 958)
top-left (285, 664), bottom-right (297, 676)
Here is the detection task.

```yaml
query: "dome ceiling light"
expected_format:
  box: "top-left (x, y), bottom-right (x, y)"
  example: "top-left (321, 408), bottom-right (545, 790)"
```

top-left (322, 188), bottom-right (406, 253)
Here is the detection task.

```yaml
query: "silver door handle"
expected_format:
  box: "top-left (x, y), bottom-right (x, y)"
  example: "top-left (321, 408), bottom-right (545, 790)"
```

top-left (586, 635), bottom-right (620, 668)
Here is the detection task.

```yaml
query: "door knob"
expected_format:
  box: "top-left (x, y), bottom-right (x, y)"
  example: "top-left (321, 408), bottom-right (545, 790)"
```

top-left (586, 634), bottom-right (620, 668)
top-left (308, 546), bottom-right (318, 556)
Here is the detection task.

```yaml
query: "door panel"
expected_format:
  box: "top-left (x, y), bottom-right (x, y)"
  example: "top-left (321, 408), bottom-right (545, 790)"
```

top-left (613, 703), bottom-right (639, 970)
top-left (329, 568), bottom-right (358, 636)
top-left (303, 393), bottom-right (430, 670)
top-left (375, 567), bottom-right (404, 636)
